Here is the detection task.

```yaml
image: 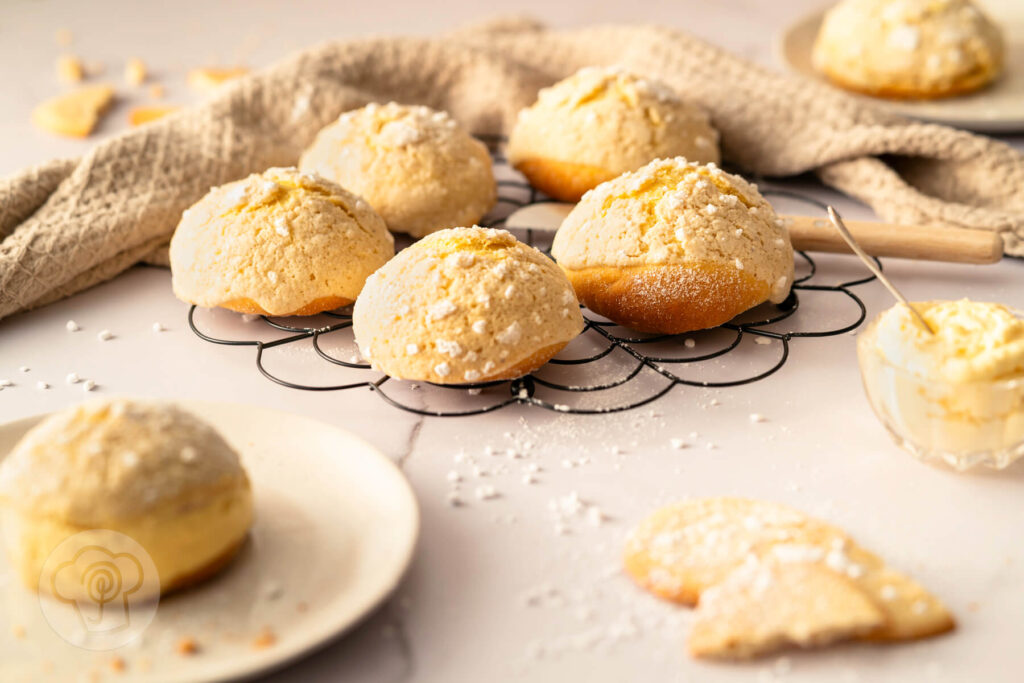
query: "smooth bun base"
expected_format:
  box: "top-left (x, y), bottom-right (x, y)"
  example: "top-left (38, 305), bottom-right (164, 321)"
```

top-left (219, 296), bottom-right (354, 317)
top-left (513, 158), bottom-right (616, 203)
top-left (819, 65), bottom-right (999, 100)
top-left (4, 487), bottom-right (253, 599)
top-left (563, 263), bottom-right (771, 335)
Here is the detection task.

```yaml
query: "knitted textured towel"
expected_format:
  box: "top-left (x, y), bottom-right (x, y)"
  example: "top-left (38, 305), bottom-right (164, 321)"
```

top-left (1, 18), bottom-right (1022, 321)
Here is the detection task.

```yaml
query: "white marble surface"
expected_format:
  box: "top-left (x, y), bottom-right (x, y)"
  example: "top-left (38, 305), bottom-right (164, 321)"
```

top-left (2, 1), bottom-right (1024, 681)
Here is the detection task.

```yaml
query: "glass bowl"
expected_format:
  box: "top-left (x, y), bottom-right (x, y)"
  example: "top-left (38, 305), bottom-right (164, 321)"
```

top-left (857, 312), bottom-right (1024, 471)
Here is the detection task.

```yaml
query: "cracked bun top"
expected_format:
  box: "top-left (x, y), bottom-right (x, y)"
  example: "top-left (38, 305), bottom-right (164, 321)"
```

top-left (353, 227), bottom-right (583, 384)
top-left (170, 166), bottom-right (393, 316)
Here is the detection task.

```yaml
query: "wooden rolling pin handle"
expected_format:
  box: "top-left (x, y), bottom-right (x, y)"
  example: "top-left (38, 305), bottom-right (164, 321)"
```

top-left (783, 215), bottom-right (1003, 265)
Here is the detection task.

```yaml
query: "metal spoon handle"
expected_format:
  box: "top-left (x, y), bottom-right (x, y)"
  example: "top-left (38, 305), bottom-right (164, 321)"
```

top-left (827, 207), bottom-right (934, 334)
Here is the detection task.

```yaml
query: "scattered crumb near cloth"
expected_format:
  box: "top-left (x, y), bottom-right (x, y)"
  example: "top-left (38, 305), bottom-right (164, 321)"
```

top-left (125, 57), bottom-right (147, 86)
top-left (56, 55), bottom-right (84, 83)
top-left (187, 66), bottom-right (249, 93)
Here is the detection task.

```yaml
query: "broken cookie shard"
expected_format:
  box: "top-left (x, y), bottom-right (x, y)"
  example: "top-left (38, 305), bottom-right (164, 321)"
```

top-left (128, 105), bottom-right (179, 127)
top-left (689, 559), bottom-right (884, 659)
top-left (32, 84), bottom-right (115, 138)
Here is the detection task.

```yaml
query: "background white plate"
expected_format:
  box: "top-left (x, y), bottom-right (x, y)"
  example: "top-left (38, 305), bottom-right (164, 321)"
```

top-left (0, 401), bottom-right (419, 682)
top-left (777, 0), bottom-right (1024, 133)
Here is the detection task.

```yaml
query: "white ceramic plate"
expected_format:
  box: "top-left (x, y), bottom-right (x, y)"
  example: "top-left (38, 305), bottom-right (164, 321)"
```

top-left (0, 401), bottom-right (419, 682)
top-left (777, 0), bottom-right (1024, 132)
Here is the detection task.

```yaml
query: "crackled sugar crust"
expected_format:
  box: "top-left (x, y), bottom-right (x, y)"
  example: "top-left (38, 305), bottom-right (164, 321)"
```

top-left (552, 157), bottom-right (794, 334)
top-left (353, 227), bottom-right (584, 385)
top-left (300, 102), bottom-right (497, 238)
top-left (508, 66), bottom-right (720, 202)
top-left (812, 0), bottom-right (1004, 99)
top-left (170, 166), bottom-right (393, 317)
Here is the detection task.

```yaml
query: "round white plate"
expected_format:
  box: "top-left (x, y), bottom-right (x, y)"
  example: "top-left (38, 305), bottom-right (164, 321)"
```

top-left (777, 0), bottom-right (1024, 133)
top-left (0, 401), bottom-right (419, 682)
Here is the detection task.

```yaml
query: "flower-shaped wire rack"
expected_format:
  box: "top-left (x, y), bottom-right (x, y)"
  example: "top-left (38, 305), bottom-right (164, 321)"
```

top-left (188, 138), bottom-right (879, 416)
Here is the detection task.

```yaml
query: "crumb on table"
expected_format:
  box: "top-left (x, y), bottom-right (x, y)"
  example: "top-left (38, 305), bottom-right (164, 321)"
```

top-left (175, 636), bottom-right (200, 656)
top-left (252, 627), bottom-right (277, 650)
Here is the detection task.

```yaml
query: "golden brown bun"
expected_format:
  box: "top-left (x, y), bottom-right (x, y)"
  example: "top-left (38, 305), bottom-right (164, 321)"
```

top-left (563, 262), bottom-right (771, 335)
top-left (219, 296), bottom-right (353, 317)
top-left (508, 66), bottom-right (720, 201)
top-left (811, 0), bottom-right (1004, 100)
top-left (818, 63), bottom-right (998, 100)
top-left (513, 159), bottom-right (616, 203)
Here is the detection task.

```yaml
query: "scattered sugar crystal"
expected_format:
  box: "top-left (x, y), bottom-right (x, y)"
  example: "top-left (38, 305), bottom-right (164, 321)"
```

top-left (0, 379), bottom-right (11, 387)
top-left (497, 322), bottom-right (523, 345)
top-left (464, 370), bottom-right (481, 382)
top-left (434, 362), bottom-right (451, 377)
top-left (66, 372), bottom-right (80, 384)
top-left (152, 322), bottom-right (166, 332)
top-left (446, 470), bottom-right (461, 483)
top-left (750, 413), bottom-right (766, 423)
top-left (475, 485), bottom-right (499, 500)
top-left (880, 585), bottom-right (898, 601)
top-left (274, 216), bottom-right (289, 237)
top-left (734, 258), bottom-right (745, 270)
top-left (704, 204), bottom-right (718, 215)
top-left (670, 438), bottom-right (687, 449)
top-left (406, 343), bottom-right (419, 355)
top-left (754, 336), bottom-right (773, 345)
top-left (428, 299), bottom-right (457, 321)
top-left (472, 320), bottom-right (487, 334)
top-left (435, 339), bottom-right (463, 357)
top-left (226, 184), bottom-right (249, 207)
top-left (710, 398), bottom-right (721, 406)
top-left (267, 271), bottom-right (278, 284)
top-left (684, 338), bottom-right (696, 349)
top-left (522, 474), bottom-right (536, 485)
top-left (735, 228), bottom-right (743, 237)
top-left (586, 507), bottom-right (605, 526)
top-left (66, 320), bottom-right (80, 332)
top-left (82, 380), bottom-right (96, 392)
top-left (553, 404), bottom-right (570, 412)
top-left (504, 285), bottom-right (516, 299)
top-left (706, 442), bottom-right (717, 450)
top-left (888, 25), bottom-right (920, 51)
top-left (180, 446), bottom-right (198, 462)
top-left (36, 381), bottom-right (49, 390)
top-left (97, 330), bottom-right (114, 341)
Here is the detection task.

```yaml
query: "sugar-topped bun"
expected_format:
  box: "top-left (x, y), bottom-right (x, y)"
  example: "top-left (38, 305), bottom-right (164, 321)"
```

top-left (552, 158), bottom-right (794, 334)
top-left (0, 399), bottom-right (253, 597)
top-left (170, 166), bottom-right (393, 316)
top-left (508, 66), bottom-right (720, 202)
top-left (812, 0), bottom-right (1004, 99)
top-left (353, 227), bottom-right (584, 384)
top-left (300, 102), bottom-right (497, 238)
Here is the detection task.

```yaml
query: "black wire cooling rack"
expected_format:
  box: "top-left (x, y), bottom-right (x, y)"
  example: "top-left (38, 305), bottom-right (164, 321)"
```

top-left (188, 137), bottom-right (879, 416)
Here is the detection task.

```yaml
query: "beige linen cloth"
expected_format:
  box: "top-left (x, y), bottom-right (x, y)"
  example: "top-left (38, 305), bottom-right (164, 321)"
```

top-left (2, 18), bottom-right (1023, 321)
